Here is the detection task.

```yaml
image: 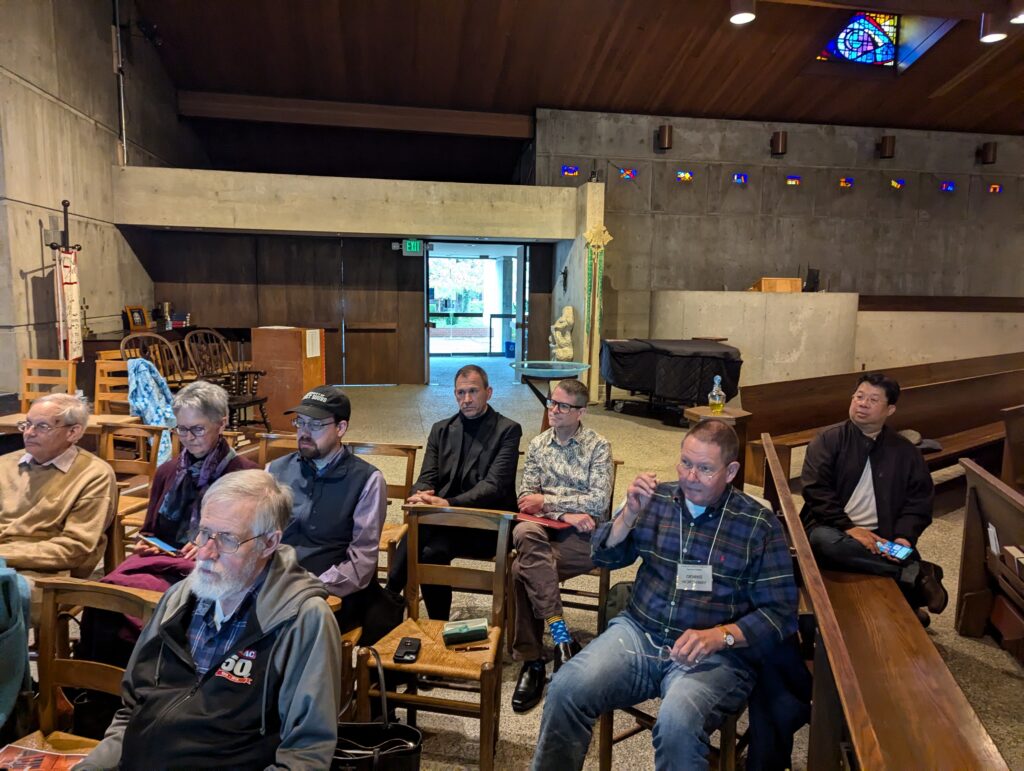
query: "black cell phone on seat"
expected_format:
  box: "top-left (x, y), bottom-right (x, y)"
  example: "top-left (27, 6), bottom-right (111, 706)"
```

top-left (393, 637), bottom-right (421, 664)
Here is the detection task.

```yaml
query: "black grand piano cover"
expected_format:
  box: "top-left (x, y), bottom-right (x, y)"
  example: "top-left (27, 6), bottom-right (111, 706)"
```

top-left (601, 338), bottom-right (742, 406)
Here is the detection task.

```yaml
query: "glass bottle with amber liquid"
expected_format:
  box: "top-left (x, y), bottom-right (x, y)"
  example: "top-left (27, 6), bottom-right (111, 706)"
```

top-left (708, 375), bottom-right (726, 415)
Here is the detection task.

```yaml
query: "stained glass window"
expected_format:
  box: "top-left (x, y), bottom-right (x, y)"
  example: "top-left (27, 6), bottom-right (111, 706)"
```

top-left (818, 13), bottom-right (898, 67)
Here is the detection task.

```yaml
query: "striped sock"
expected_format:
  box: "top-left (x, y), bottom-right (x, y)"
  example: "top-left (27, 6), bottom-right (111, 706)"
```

top-left (546, 615), bottom-right (572, 645)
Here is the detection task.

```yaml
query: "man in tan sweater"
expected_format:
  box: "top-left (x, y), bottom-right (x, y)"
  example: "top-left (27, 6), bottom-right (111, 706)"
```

top-left (0, 393), bottom-right (116, 619)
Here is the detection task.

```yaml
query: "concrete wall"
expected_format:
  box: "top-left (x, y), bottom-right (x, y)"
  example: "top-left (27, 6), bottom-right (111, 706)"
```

top-left (649, 291), bottom-right (859, 386)
top-left (856, 311), bottom-right (1024, 370)
top-left (0, 0), bottom-right (205, 392)
top-left (535, 108), bottom-right (1024, 340)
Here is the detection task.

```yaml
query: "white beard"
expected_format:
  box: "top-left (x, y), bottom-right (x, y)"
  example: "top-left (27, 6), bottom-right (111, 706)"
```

top-left (190, 559), bottom-right (254, 602)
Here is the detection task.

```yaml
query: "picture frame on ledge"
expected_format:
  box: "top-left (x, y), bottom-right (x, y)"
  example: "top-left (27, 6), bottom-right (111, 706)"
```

top-left (125, 304), bottom-right (149, 332)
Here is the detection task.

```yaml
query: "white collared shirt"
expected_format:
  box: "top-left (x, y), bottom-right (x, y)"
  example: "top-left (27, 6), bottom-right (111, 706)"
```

top-left (19, 445), bottom-right (79, 473)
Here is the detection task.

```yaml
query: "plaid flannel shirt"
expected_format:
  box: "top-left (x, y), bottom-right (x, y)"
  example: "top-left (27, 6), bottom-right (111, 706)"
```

top-left (592, 482), bottom-right (797, 653)
top-left (186, 567), bottom-right (268, 675)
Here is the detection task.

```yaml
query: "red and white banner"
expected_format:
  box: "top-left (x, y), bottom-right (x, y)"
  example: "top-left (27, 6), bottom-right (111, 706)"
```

top-left (54, 248), bottom-right (83, 361)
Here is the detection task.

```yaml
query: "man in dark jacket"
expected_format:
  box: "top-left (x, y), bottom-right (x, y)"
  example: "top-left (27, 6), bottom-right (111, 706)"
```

top-left (77, 470), bottom-right (341, 771)
top-left (269, 386), bottom-right (387, 635)
top-left (800, 373), bottom-right (947, 624)
top-left (387, 364), bottom-right (522, 618)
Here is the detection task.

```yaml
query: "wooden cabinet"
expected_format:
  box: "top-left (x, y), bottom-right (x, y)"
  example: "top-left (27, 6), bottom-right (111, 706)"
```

top-left (252, 327), bottom-right (325, 430)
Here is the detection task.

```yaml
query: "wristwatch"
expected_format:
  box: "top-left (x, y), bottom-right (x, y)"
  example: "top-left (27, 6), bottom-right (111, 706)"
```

top-left (719, 626), bottom-right (736, 648)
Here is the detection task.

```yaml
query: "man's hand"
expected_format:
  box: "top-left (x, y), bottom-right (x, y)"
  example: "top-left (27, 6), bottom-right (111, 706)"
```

top-left (880, 537), bottom-right (913, 563)
top-left (562, 513), bottom-right (595, 534)
top-left (670, 628), bottom-right (725, 666)
top-left (406, 489), bottom-right (435, 505)
top-left (624, 472), bottom-right (659, 525)
top-left (847, 526), bottom-right (883, 554)
top-left (518, 494), bottom-right (545, 515)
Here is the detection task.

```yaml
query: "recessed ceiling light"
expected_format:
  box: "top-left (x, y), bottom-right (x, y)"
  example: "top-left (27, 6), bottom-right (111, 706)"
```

top-left (979, 13), bottom-right (1007, 43)
top-left (730, 0), bottom-right (756, 25)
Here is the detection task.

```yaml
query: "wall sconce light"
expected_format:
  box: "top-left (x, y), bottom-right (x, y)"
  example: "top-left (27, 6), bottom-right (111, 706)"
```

top-left (839, 177), bottom-right (854, 189)
top-left (979, 13), bottom-right (1007, 42)
top-left (1012, 0), bottom-right (1024, 24)
top-left (588, 170), bottom-right (599, 182)
top-left (730, 0), bottom-right (756, 24)
top-left (619, 168), bottom-right (638, 180)
top-left (770, 131), bottom-right (787, 156)
top-left (989, 183), bottom-right (1003, 194)
top-left (877, 135), bottom-right (896, 159)
top-left (890, 178), bottom-right (905, 190)
top-left (657, 125), bottom-right (673, 151)
top-left (733, 172), bottom-right (749, 185)
top-left (978, 141), bottom-right (998, 165)
top-left (785, 176), bottom-right (801, 186)
top-left (561, 165), bottom-right (579, 177)
top-left (940, 180), bottom-right (956, 192)
top-left (676, 171), bottom-right (695, 183)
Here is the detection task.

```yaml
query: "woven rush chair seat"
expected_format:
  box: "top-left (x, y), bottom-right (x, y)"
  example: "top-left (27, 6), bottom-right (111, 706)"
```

top-left (373, 617), bottom-right (502, 680)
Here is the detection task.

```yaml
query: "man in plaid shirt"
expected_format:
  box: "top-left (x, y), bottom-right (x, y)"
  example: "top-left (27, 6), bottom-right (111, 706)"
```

top-left (532, 419), bottom-right (797, 771)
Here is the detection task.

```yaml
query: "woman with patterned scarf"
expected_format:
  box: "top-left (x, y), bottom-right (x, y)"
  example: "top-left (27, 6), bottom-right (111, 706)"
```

top-left (76, 381), bottom-right (258, 671)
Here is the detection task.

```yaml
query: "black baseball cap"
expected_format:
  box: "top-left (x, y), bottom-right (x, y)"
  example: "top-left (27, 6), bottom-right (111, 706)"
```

top-left (284, 385), bottom-right (351, 422)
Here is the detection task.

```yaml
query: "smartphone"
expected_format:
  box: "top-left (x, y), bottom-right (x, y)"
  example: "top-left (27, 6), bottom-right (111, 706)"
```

top-left (876, 541), bottom-right (913, 561)
top-left (393, 637), bottom-right (421, 664)
top-left (139, 535), bottom-right (181, 555)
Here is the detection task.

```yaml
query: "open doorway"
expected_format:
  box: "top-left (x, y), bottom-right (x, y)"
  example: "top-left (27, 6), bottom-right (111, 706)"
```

top-left (427, 242), bottom-right (526, 363)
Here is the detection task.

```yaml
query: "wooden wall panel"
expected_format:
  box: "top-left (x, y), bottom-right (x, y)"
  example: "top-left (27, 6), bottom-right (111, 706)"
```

top-left (256, 236), bottom-right (344, 326)
top-left (527, 243), bottom-right (554, 362)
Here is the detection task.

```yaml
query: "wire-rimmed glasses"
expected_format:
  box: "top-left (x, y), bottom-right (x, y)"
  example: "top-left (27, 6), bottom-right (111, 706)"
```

top-left (619, 632), bottom-right (694, 670)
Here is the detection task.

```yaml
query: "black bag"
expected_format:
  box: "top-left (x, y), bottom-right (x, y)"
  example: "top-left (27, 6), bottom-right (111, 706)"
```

top-left (333, 647), bottom-right (422, 770)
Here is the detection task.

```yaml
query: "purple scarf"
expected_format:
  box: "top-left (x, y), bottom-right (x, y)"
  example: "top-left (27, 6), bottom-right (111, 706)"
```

top-left (157, 436), bottom-right (236, 535)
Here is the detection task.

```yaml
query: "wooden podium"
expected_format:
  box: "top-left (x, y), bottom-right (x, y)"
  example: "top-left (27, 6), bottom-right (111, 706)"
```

top-left (252, 327), bottom-right (326, 431)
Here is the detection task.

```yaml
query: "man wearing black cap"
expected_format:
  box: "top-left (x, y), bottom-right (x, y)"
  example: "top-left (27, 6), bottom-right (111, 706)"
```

top-left (267, 386), bottom-right (388, 634)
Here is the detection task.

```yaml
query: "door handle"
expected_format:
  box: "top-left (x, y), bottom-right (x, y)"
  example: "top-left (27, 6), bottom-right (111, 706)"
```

top-left (426, 322), bottom-right (437, 329)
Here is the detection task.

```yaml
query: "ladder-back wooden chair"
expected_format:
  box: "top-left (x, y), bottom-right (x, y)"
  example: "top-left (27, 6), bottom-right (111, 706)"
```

top-left (94, 359), bottom-right (130, 415)
top-left (18, 577), bottom-right (162, 751)
top-left (20, 358), bottom-right (77, 411)
top-left (97, 423), bottom-right (167, 490)
top-left (185, 329), bottom-right (270, 430)
top-left (120, 332), bottom-right (188, 391)
top-left (356, 505), bottom-right (516, 771)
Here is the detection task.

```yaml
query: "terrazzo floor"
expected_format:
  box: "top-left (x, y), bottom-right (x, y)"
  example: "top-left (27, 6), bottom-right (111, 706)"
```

top-left (342, 357), bottom-right (1024, 770)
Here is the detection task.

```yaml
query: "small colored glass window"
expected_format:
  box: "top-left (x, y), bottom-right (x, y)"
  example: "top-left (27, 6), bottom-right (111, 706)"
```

top-left (818, 13), bottom-right (898, 67)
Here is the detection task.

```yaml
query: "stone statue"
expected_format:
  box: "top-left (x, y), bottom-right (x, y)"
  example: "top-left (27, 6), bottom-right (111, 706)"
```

top-left (550, 306), bottom-right (575, 361)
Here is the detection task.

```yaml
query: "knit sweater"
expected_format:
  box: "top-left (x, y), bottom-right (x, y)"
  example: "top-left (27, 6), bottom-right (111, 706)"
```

top-left (0, 447), bottom-right (117, 573)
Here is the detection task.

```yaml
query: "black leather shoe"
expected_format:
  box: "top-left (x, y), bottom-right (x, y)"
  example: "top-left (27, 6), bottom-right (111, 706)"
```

top-left (915, 608), bottom-right (931, 628)
top-left (553, 638), bottom-right (581, 672)
top-left (512, 660), bottom-right (547, 713)
top-left (918, 562), bottom-right (948, 614)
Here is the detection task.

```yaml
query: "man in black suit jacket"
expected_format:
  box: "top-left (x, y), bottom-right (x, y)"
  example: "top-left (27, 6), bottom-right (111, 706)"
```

top-left (387, 364), bottom-right (522, 618)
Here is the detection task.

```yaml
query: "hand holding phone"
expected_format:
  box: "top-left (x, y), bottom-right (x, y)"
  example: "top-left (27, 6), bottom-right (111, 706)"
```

top-left (876, 540), bottom-right (913, 561)
top-left (138, 535), bottom-right (181, 556)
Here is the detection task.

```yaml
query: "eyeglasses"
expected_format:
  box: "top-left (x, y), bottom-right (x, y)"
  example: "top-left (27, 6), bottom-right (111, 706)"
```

top-left (291, 418), bottom-right (337, 433)
top-left (851, 392), bottom-right (884, 406)
top-left (678, 459), bottom-right (723, 481)
top-left (618, 632), bottom-right (692, 670)
top-left (545, 398), bottom-right (583, 414)
top-left (16, 420), bottom-right (68, 434)
top-left (175, 424), bottom-right (208, 438)
top-left (191, 527), bottom-right (266, 554)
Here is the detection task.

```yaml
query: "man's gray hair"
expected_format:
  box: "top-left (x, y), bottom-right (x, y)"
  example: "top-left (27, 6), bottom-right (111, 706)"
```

top-left (34, 393), bottom-right (90, 429)
top-left (202, 469), bottom-right (293, 536)
top-left (173, 380), bottom-right (229, 423)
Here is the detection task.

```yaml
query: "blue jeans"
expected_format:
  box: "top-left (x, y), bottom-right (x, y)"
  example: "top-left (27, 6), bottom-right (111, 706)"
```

top-left (532, 612), bottom-right (756, 771)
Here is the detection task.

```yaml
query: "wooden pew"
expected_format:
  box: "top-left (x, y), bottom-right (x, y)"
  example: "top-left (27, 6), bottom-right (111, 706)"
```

top-left (746, 365), bottom-right (1024, 486)
top-left (761, 434), bottom-right (1008, 771)
top-left (955, 460), bottom-right (1024, 655)
top-left (1002, 404), bottom-right (1024, 492)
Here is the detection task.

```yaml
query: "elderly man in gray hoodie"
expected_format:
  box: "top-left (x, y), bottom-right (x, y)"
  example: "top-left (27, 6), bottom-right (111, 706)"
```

top-left (76, 470), bottom-right (341, 770)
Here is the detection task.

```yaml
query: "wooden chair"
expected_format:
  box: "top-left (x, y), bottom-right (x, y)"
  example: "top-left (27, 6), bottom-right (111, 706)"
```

top-left (185, 329), bottom-right (270, 430)
top-left (1001, 404), bottom-right (1024, 492)
top-left (120, 332), bottom-right (188, 391)
top-left (97, 423), bottom-right (167, 491)
top-left (17, 577), bottom-right (162, 750)
top-left (20, 358), bottom-right (77, 411)
top-left (94, 359), bottom-right (130, 415)
top-left (170, 429), bottom-right (245, 457)
top-left (356, 505), bottom-right (516, 771)
top-left (95, 349), bottom-right (123, 361)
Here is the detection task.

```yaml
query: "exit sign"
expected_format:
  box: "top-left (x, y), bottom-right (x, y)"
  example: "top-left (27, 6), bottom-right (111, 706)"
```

top-left (402, 239), bottom-right (423, 256)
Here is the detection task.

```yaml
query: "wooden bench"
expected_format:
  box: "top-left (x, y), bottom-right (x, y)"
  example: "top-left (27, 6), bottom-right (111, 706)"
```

top-left (746, 366), bottom-right (1024, 486)
top-left (955, 459), bottom-right (1024, 663)
top-left (761, 434), bottom-right (1008, 770)
top-left (1002, 404), bottom-right (1024, 492)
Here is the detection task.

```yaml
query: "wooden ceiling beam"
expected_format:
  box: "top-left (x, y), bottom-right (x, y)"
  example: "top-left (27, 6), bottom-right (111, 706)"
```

top-left (177, 91), bottom-right (535, 139)
top-left (763, 0), bottom-right (1006, 18)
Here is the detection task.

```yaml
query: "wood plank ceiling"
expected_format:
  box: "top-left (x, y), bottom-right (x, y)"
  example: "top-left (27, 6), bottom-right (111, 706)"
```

top-left (133, 0), bottom-right (1024, 182)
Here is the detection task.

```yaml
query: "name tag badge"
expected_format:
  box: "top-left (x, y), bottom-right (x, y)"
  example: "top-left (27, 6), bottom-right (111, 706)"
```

top-left (676, 563), bottom-right (713, 592)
